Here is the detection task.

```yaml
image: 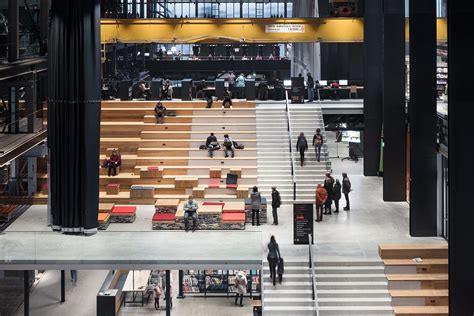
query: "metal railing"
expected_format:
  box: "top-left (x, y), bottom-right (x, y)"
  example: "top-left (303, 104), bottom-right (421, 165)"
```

top-left (285, 90), bottom-right (297, 201)
top-left (308, 234), bottom-right (320, 316)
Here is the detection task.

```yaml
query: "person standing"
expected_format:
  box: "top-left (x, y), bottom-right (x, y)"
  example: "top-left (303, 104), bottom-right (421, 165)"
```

top-left (307, 73), bottom-right (315, 102)
top-left (315, 184), bottom-right (328, 222)
top-left (296, 132), bottom-right (308, 167)
top-left (234, 270), bottom-right (247, 307)
top-left (153, 284), bottom-right (162, 310)
top-left (333, 179), bottom-right (342, 213)
top-left (236, 73), bottom-right (246, 99)
top-left (183, 195), bottom-right (199, 232)
top-left (70, 270), bottom-right (78, 286)
top-left (323, 173), bottom-right (335, 215)
top-left (312, 128), bottom-right (323, 162)
top-left (271, 187), bottom-right (281, 225)
top-left (342, 173), bottom-right (352, 211)
top-left (267, 236), bottom-right (281, 286)
top-left (250, 186), bottom-right (262, 226)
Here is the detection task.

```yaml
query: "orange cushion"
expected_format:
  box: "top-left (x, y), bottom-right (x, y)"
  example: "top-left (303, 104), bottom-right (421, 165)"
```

top-left (222, 212), bottom-right (245, 222)
top-left (111, 206), bottom-right (137, 214)
top-left (208, 178), bottom-right (221, 188)
top-left (98, 213), bottom-right (110, 222)
top-left (202, 202), bottom-right (225, 207)
top-left (153, 213), bottom-right (176, 221)
top-left (148, 166), bottom-right (159, 171)
top-left (107, 183), bottom-right (120, 188)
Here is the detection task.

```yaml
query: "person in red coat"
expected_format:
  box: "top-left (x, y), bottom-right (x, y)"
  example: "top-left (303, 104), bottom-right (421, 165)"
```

top-left (315, 184), bottom-right (328, 222)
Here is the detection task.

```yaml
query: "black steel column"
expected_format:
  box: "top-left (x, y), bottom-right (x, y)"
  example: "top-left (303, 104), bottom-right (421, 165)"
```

top-left (166, 270), bottom-right (171, 316)
top-left (448, 1), bottom-right (474, 314)
top-left (39, 0), bottom-right (49, 55)
top-left (382, 0), bottom-right (406, 201)
top-left (60, 270), bottom-right (65, 302)
top-left (48, 1), bottom-right (101, 232)
top-left (8, 0), bottom-right (19, 62)
top-left (363, 0), bottom-right (383, 176)
top-left (24, 270), bottom-right (29, 316)
top-left (177, 270), bottom-right (184, 299)
top-left (409, 0), bottom-right (437, 236)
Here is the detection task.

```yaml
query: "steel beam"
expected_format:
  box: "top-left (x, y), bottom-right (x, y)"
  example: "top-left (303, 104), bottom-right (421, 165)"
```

top-left (100, 18), bottom-right (447, 44)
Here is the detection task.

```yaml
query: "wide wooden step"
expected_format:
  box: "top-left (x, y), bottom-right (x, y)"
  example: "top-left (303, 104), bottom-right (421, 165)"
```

top-left (390, 289), bottom-right (448, 298)
top-left (387, 274), bottom-right (448, 281)
top-left (392, 306), bottom-right (448, 316)
top-left (379, 243), bottom-right (448, 259)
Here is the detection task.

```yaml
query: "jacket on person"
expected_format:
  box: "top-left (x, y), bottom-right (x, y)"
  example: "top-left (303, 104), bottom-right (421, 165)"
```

top-left (313, 133), bottom-right (323, 147)
top-left (108, 153), bottom-right (121, 166)
top-left (236, 75), bottom-right (245, 88)
top-left (223, 136), bottom-right (234, 149)
top-left (342, 176), bottom-right (351, 194)
top-left (296, 136), bottom-right (308, 152)
top-left (307, 75), bottom-right (314, 89)
top-left (333, 180), bottom-right (342, 200)
top-left (316, 185), bottom-right (328, 205)
top-left (324, 176), bottom-right (335, 198)
top-left (183, 200), bottom-right (199, 212)
top-left (271, 190), bottom-right (281, 207)
top-left (267, 242), bottom-right (281, 259)
top-left (206, 135), bottom-right (217, 146)
top-left (250, 191), bottom-right (262, 210)
top-left (234, 271), bottom-right (248, 294)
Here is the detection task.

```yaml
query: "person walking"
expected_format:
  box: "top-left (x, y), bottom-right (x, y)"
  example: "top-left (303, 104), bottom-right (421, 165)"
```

top-left (312, 128), bottom-right (323, 162)
top-left (250, 186), bottom-right (262, 226)
top-left (307, 73), bottom-right (315, 102)
top-left (315, 184), bottom-right (328, 222)
top-left (267, 236), bottom-right (281, 286)
top-left (296, 132), bottom-right (308, 167)
top-left (234, 270), bottom-right (247, 307)
top-left (323, 173), bottom-right (335, 215)
top-left (271, 187), bottom-right (281, 225)
top-left (342, 173), bottom-right (352, 211)
top-left (333, 179), bottom-right (342, 213)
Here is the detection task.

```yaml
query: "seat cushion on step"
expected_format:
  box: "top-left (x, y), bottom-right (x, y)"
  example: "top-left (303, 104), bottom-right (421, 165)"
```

top-left (222, 212), bottom-right (245, 222)
top-left (147, 166), bottom-right (159, 171)
top-left (107, 183), bottom-right (120, 188)
top-left (226, 173), bottom-right (238, 185)
top-left (152, 213), bottom-right (176, 221)
top-left (208, 178), bottom-right (221, 188)
top-left (98, 213), bottom-right (110, 223)
top-left (226, 183), bottom-right (238, 189)
top-left (111, 206), bottom-right (137, 215)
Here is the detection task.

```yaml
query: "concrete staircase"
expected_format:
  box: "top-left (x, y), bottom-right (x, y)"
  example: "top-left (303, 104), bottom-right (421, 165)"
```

top-left (263, 258), bottom-right (315, 315)
top-left (315, 261), bottom-right (394, 315)
top-left (289, 104), bottom-right (331, 202)
top-left (256, 104), bottom-right (293, 204)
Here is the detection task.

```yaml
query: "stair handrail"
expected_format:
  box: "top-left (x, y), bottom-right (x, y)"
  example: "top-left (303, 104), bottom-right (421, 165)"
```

top-left (285, 90), bottom-right (297, 200)
top-left (308, 234), bottom-right (320, 316)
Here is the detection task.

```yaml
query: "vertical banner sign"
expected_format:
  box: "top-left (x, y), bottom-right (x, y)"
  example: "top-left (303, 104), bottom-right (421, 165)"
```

top-left (293, 203), bottom-right (314, 244)
top-left (291, 77), bottom-right (305, 104)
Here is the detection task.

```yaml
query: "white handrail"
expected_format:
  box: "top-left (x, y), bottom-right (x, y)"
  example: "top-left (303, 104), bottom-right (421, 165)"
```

top-left (285, 91), bottom-right (297, 200)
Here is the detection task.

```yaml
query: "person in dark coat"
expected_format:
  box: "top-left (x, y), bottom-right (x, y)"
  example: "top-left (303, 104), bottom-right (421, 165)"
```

top-left (342, 173), bottom-right (351, 211)
top-left (250, 186), bottom-right (262, 226)
top-left (267, 235), bottom-right (281, 286)
top-left (296, 132), bottom-right (308, 167)
top-left (333, 179), bottom-right (342, 213)
top-left (312, 128), bottom-right (323, 162)
top-left (323, 173), bottom-right (335, 215)
top-left (271, 187), bottom-right (281, 225)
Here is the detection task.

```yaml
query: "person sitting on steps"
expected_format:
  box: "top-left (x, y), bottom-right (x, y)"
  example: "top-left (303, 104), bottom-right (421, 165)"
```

top-left (183, 195), bottom-right (199, 232)
top-left (154, 101), bottom-right (166, 124)
top-left (206, 132), bottom-right (219, 158)
top-left (105, 149), bottom-right (121, 177)
top-left (223, 134), bottom-right (235, 158)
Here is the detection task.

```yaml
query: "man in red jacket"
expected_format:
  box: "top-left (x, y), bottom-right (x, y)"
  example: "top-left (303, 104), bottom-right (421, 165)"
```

top-left (315, 184), bottom-right (328, 222)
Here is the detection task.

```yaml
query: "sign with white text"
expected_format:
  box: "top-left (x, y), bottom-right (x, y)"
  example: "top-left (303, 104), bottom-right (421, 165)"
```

top-left (265, 24), bottom-right (305, 33)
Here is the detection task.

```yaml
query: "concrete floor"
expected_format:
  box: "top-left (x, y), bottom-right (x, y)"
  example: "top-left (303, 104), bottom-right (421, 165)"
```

top-left (7, 137), bottom-right (444, 316)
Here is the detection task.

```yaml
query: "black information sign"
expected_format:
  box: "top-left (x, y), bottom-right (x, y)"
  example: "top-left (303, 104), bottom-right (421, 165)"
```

top-left (291, 77), bottom-right (305, 104)
top-left (293, 203), bottom-right (314, 244)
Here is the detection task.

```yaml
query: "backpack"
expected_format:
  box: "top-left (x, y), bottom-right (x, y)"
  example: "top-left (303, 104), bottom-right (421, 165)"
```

top-left (314, 134), bottom-right (322, 146)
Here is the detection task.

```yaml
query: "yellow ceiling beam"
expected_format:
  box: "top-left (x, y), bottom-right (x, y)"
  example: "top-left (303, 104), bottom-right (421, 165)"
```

top-left (100, 18), bottom-right (447, 44)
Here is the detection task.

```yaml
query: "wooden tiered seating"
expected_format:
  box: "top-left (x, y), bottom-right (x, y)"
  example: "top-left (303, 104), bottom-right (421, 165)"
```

top-left (379, 243), bottom-right (449, 316)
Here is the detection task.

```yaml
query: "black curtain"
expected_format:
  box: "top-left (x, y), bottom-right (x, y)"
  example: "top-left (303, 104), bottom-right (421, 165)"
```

top-left (48, 0), bottom-right (101, 232)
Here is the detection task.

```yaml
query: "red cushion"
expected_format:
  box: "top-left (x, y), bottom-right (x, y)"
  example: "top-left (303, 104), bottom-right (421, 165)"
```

top-left (226, 184), bottom-right (238, 189)
top-left (107, 183), bottom-right (120, 188)
top-left (202, 202), bottom-right (225, 207)
top-left (153, 213), bottom-right (176, 221)
top-left (111, 206), bottom-right (137, 214)
top-left (148, 166), bottom-right (159, 171)
top-left (208, 178), bottom-right (221, 188)
top-left (222, 212), bottom-right (246, 222)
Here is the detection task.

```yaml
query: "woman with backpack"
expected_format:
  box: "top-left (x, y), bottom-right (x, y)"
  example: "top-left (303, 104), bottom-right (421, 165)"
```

top-left (296, 132), bottom-right (308, 167)
top-left (313, 128), bottom-right (323, 162)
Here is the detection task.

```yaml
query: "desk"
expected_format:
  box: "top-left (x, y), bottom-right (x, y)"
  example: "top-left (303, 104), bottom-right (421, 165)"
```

top-left (122, 270), bottom-right (151, 307)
